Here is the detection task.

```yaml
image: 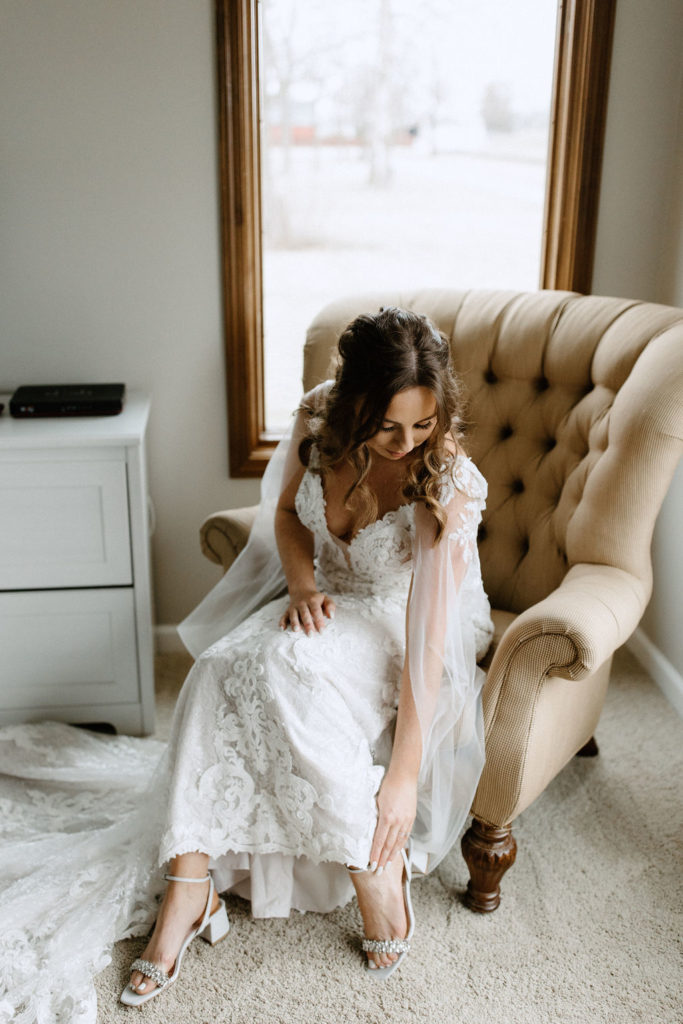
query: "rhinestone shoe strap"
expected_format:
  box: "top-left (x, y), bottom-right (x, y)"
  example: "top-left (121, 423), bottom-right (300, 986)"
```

top-left (129, 958), bottom-right (171, 989)
top-left (362, 938), bottom-right (411, 954)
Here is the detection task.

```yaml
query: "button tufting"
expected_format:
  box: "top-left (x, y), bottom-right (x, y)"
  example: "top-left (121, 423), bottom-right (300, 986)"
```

top-left (544, 437), bottom-right (557, 452)
top-left (478, 524), bottom-right (487, 541)
top-left (535, 376), bottom-right (550, 392)
top-left (483, 369), bottom-right (497, 384)
top-left (520, 537), bottom-right (530, 555)
top-left (499, 424), bottom-right (513, 440)
top-left (511, 479), bottom-right (524, 494)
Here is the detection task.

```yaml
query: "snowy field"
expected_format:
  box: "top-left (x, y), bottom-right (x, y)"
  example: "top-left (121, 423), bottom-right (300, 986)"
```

top-left (263, 137), bottom-right (549, 429)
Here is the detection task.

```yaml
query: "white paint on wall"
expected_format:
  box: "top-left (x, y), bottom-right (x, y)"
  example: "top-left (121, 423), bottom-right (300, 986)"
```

top-left (593, 0), bottom-right (683, 692)
top-left (592, 0), bottom-right (683, 305)
top-left (636, 461), bottom-right (683, 714)
top-left (0, 0), bottom-right (259, 626)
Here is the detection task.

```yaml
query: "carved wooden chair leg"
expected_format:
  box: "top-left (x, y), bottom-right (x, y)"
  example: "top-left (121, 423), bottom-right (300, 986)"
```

top-left (460, 819), bottom-right (517, 913)
top-left (576, 735), bottom-right (599, 757)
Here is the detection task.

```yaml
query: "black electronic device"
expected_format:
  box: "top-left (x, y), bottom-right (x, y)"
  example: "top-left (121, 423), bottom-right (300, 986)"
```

top-left (9, 384), bottom-right (125, 418)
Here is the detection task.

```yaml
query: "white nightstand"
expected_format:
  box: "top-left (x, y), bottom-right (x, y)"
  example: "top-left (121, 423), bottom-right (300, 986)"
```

top-left (0, 392), bottom-right (155, 735)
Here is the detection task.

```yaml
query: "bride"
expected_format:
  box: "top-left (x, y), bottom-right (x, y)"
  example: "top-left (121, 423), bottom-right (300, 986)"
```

top-left (0, 307), bottom-right (492, 1020)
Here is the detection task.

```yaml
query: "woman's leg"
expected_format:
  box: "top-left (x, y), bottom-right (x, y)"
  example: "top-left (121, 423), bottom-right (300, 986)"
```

top-left (128, 851), bottom-right (220, 995)
top-left (349, 857), bottom-right (409, 969)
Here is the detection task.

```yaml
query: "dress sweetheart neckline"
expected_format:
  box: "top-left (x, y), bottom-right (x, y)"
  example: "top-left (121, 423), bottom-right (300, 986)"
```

top-left (307, 469), bottom-right (412, 549)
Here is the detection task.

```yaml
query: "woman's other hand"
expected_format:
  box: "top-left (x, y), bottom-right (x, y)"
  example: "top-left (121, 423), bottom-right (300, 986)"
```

top-left (369, 768), bottom-right (417, 872)
top-left (279, 590), bottom-right (336, 634)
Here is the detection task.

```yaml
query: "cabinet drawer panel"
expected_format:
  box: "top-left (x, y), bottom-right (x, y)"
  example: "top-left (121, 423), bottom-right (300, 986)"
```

top-left (0, 589), bottom-right (139, 708)
top-left (0, 459), bottom-right (132, 588)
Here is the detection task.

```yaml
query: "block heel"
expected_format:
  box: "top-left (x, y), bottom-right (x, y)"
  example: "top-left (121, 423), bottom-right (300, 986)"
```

top-left (199, 898), bottom-right (230, 946)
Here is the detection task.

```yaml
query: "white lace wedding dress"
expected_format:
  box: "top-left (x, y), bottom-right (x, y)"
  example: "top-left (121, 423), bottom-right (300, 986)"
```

top-left (0, 427), bottom-right (492, 1024)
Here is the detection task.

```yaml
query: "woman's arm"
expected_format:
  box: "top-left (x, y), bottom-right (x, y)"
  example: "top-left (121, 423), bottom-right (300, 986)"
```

top-left (370, 457), bottom-right (487, 870)
top-left (369, 655), bottom-right (421, 871)
top-left (275, 468), bottom-right (336, 634)
top-left (274, 402), bottom-right (336, 634)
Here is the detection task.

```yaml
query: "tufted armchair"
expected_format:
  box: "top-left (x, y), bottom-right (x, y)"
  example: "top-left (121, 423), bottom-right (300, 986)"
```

top-left (199, 289), bottom-right (683, 910)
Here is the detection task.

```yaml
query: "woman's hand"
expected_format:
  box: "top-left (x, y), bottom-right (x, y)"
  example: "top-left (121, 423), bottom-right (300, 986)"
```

top-left (279, 589), bottom-right (336, 635)
top-left (369, 768), bottom-right (417, 872)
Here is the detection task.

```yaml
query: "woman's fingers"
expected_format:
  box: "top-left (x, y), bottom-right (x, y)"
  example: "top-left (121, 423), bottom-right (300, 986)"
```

top-left (280, 592), bottom-right (334, 633)
top-left (304, 600), bottom-right (326, 633)
top-left (370, 823), bottom-right (410, 873)
top-left (289, 607), bottom-right (301, 631)
top-left (297, 602), bottom-right (314, 634)
top-left (369, 824), bottom-right (389, 870)
top-left (377, 827), bottom-right (400, 871)
top-left (388, 829), bottom-right (409, 864)
top-left (370, 818), bottom-right (407, 869)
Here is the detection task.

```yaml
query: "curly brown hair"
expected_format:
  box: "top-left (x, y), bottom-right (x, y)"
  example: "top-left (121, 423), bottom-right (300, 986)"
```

top-left (302, 307), bottom-right (466, 543)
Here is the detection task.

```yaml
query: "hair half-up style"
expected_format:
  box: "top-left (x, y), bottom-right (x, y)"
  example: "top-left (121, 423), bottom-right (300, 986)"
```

top-left (302, 307), bottom-right (466, 543)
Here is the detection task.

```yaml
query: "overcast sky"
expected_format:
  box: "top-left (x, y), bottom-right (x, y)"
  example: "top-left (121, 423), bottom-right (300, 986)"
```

top-left (263, 0), bottom-right (558, 122)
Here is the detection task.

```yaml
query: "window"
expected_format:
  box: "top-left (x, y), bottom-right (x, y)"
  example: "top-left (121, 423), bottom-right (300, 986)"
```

top-left (216, 0), bottom-right (616, 475)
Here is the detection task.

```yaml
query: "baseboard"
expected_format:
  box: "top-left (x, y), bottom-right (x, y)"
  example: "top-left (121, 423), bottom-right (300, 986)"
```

top-left (154, 624), bottom-right (186, 654)
top-left (627, 628), bottom-right (683, 717)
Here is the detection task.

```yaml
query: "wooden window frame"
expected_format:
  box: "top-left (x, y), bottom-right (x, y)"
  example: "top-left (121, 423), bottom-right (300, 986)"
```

top-left (541, 0), bottom-right (616, 291)
top-left (216, 0), bottom-right (616, 477)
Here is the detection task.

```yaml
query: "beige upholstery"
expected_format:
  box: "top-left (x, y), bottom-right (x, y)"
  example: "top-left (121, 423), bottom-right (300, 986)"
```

top-left (200, 290), bottom-right (683, 853)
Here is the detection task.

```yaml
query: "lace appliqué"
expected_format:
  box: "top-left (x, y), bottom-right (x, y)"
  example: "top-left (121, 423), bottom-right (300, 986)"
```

top-left (158, 596), bottom-right (404, 871)
top-left (295, 459), bottom-right (415, 597)
top-left (0, 722), bottom-right (167, 1024)
top-left (441, 455), bottom-right (487, 565)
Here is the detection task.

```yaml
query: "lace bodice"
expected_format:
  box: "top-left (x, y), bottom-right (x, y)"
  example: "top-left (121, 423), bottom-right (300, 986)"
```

top-left (295, 447), bottom-right (486, 599)
top-left (295, 461), bottom-right (415, 597)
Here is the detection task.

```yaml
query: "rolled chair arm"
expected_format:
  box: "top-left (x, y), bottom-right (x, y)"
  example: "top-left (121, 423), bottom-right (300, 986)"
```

top-left (199, 505), bottom-right (259, 572)
top-left (474, 563), bottom-right (650, 826)
top-left (488, 562), bottom-right (650, 691)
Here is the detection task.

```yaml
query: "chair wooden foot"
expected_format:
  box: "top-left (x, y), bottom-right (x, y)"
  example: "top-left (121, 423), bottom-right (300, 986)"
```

top-left (461, 819), bottom-right (517, 913)
top-left (576, 735), bottom-right (599, 757)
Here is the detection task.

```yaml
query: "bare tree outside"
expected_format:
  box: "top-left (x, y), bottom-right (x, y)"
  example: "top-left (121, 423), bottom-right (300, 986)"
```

top-left (260, 0), bottom-right (557, 428)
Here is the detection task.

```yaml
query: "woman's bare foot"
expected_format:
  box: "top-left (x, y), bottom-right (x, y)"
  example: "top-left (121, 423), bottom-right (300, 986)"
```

top-left (349, 856), bottom-right (408, 969)
top-left (128, 867), bottom-right (219, 996)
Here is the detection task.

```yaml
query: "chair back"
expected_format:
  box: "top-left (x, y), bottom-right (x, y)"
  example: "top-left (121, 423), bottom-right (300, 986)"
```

top-left (304, 289), bottom-right (683, 612)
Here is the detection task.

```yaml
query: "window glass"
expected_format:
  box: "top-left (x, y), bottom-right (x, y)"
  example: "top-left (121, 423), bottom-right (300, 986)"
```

top-left (260, 0), bottom-right (558, 429)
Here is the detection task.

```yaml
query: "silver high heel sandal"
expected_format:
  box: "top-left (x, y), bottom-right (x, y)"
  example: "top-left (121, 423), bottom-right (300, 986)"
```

top-left (349, 841), bottom-right (415, 980)
top-left (120, 873), bottom-right (230, 1007)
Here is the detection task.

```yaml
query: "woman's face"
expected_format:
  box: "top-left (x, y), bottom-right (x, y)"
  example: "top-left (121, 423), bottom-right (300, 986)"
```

top-left (366, 387), bottom-right (438, 461)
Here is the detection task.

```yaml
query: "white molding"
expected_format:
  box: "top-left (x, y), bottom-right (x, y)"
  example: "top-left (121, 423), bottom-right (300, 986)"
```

top-left (154, 624), bottom-right (186, 654)
top-left (627, 628), bottom-right (683, 717)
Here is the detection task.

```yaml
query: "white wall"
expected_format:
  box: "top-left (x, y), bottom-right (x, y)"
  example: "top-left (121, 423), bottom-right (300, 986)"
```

top-left (1, 0), bottom-right (681, 668)
top-left (593, 0), bottom-right (683, 304)
top-left (0, 0), bottom-right (259, 627)
top-left (593, 0), bottom-right (683, 692)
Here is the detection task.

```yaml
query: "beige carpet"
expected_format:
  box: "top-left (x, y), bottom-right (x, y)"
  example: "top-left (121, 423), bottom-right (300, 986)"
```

top-left (95, 647), bottom-right (682, 1024)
